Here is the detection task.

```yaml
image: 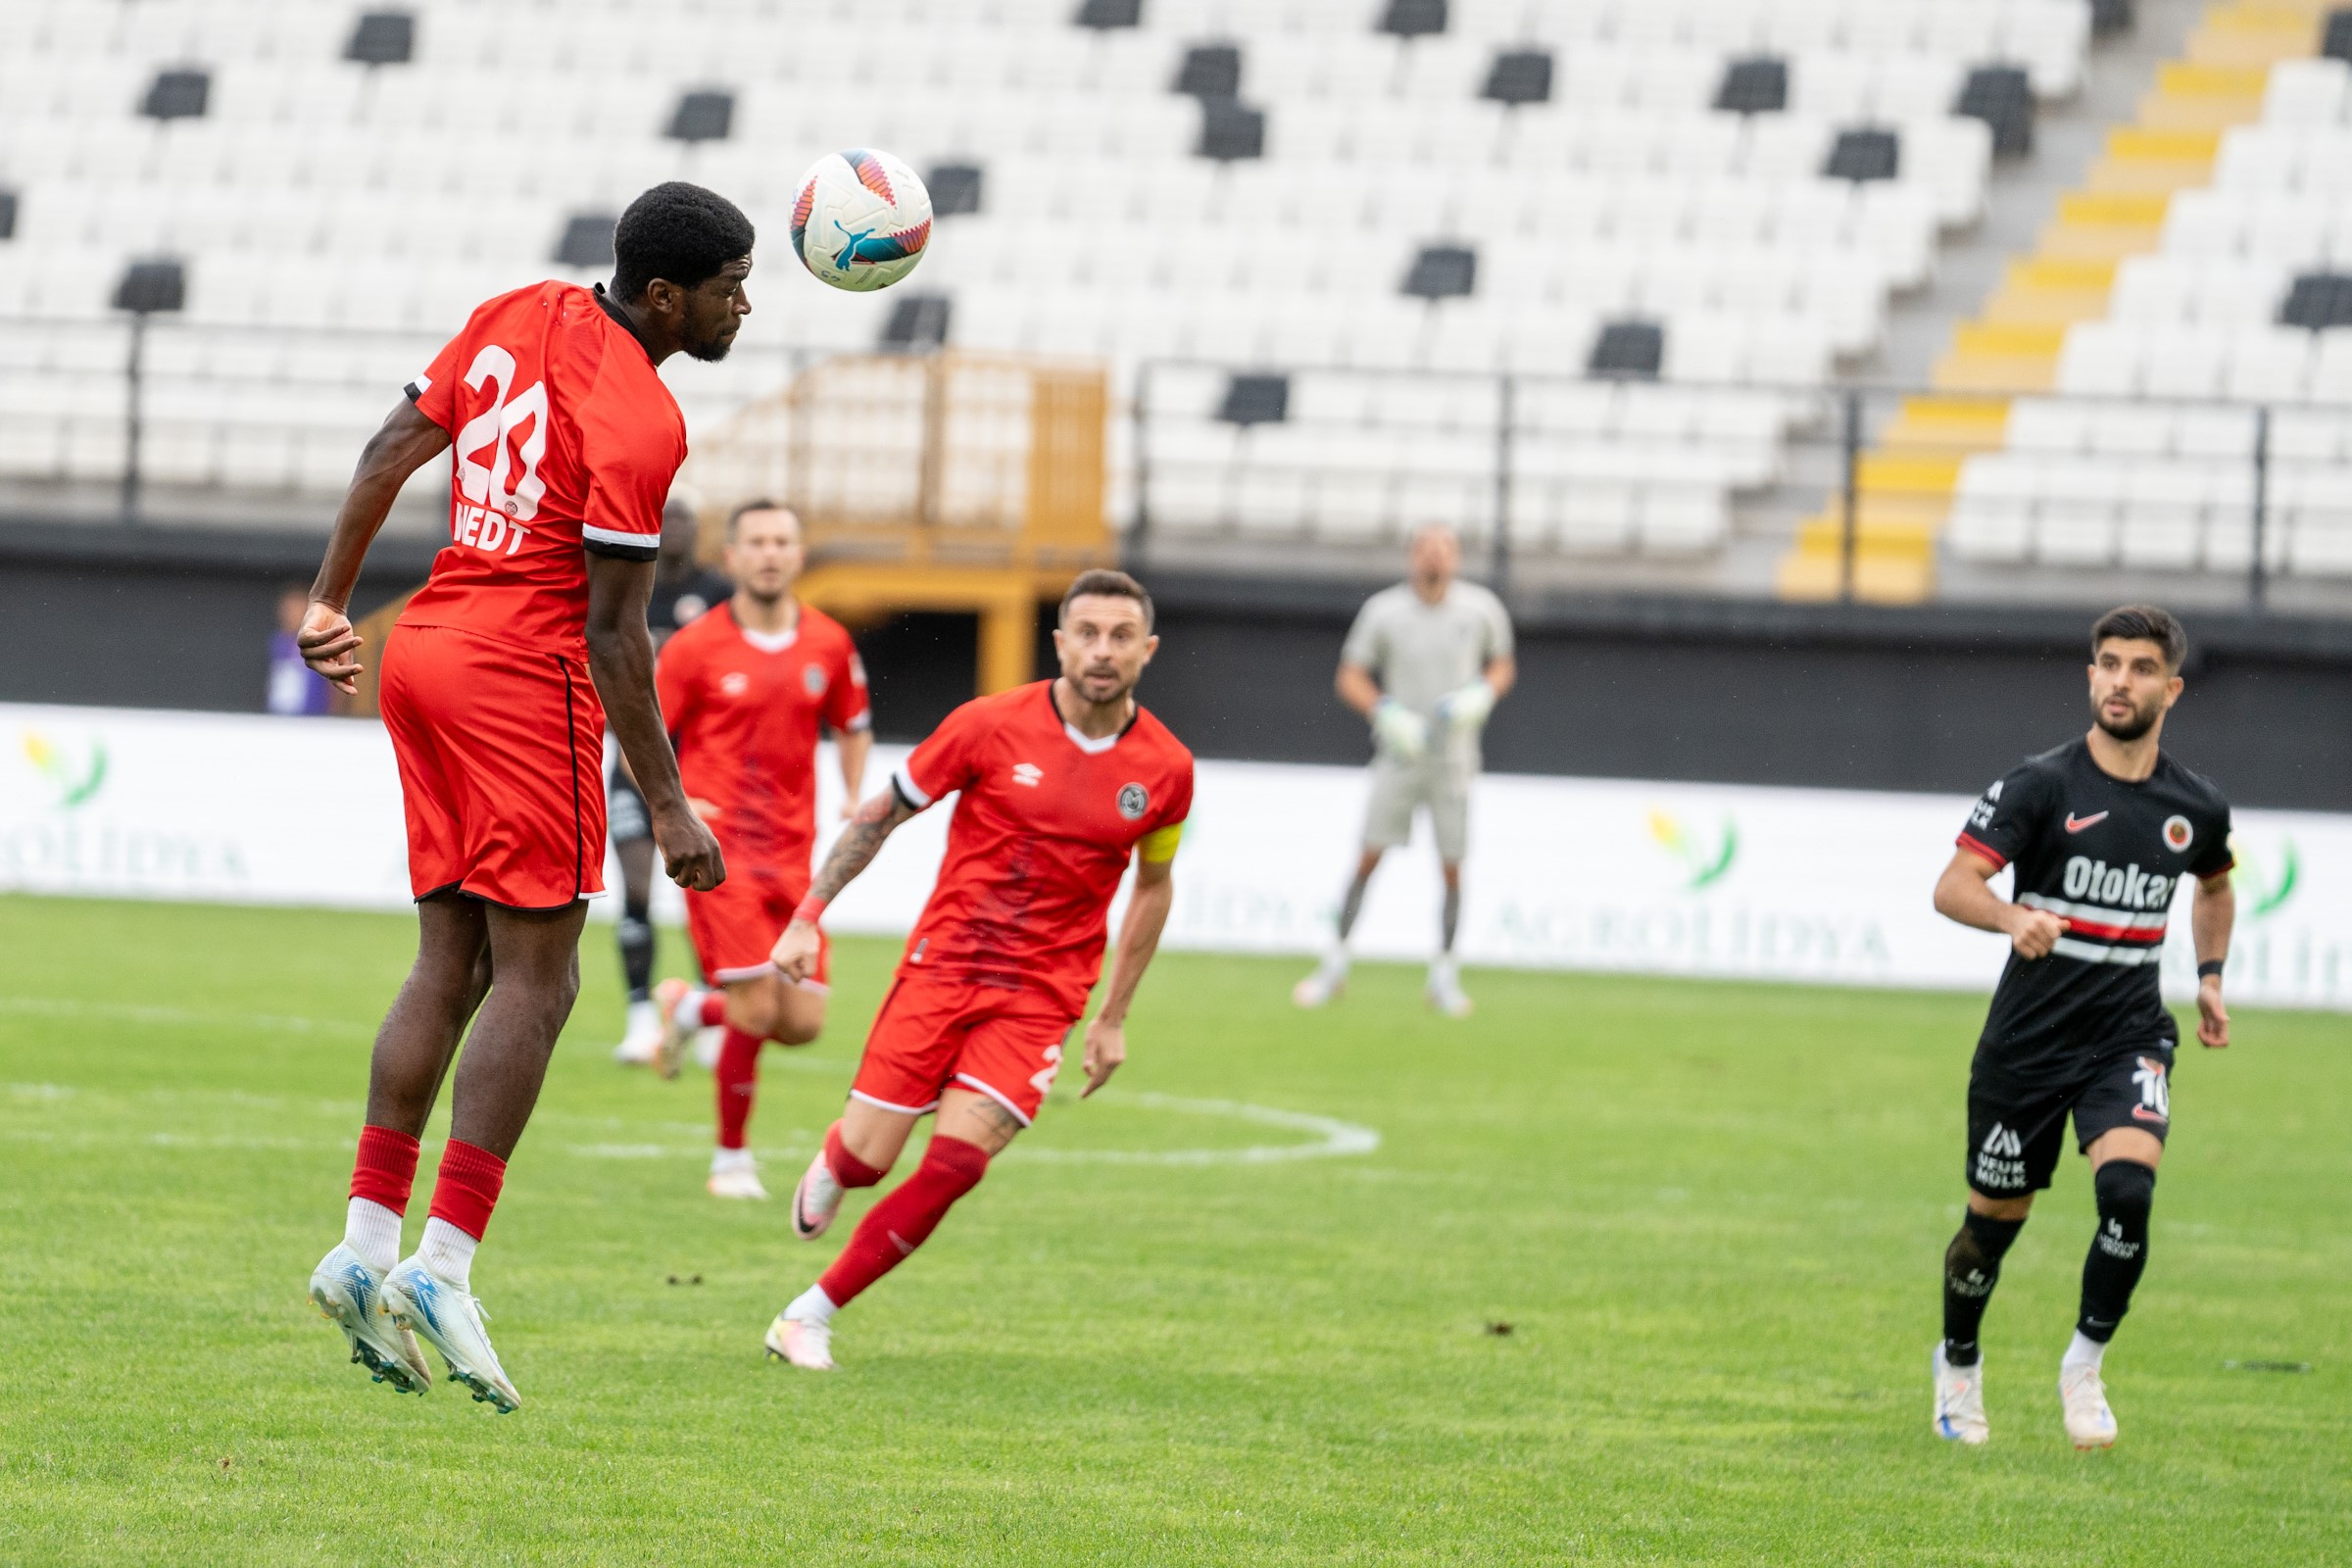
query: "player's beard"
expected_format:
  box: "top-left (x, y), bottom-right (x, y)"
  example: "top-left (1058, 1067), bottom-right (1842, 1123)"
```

top-left (2092, 692), bottom-right (2161, 742)
top-left (685, 334), bottom-right (735, 363)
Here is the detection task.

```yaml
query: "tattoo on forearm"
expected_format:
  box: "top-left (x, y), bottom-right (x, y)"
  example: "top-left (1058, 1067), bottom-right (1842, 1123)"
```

top-left (808, 795), bottom-right (909, 905)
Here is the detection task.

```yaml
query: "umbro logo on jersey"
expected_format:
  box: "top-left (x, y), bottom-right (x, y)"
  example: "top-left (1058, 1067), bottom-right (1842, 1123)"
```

top-left (720, 671), bottom-right (750, 697)
top-left (2064, 811), bottom-right (2109, 834)
top-left (1980, 1123), bottom-right (2024, 1157)
top-left (1011, 762), bottom-right (1042, 788)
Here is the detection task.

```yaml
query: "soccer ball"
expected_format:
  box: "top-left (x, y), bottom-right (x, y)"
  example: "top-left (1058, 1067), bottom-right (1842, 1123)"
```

top-left (790, 150), bottom-right (932, 293)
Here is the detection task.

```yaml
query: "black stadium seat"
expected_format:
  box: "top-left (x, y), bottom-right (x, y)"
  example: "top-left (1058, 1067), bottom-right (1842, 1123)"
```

top-left (2326, 8), bottom-right (2352, 64)
top-left (926, 164), bottom-right (984, 218)
top-left (1074, 0), bottom-right (1141, 30)
top-left (1714, 58), bottom-right (1788, 115)
top-left (345, 12), bottom-right (416, 67)
top-left (1402, 244), bottom-right (1476, 301)
top-left (1218, 373), bottom-right (1289, 426)
top-left (555, 214), bottom-right (616, 269)
top-left (666, 90), bottom-right (735, 144)
top-left (1482, 50), bottom-right (1554, 107)
top-left (1825, 129), bottom-right (1900, 182)
top-left (882, 293), bottom-right (952, 350)
top-left (114, 259), bottom-right (187, 315)
top-left (1956, 66), bottom-right (2035, 157)
top-left (2282, 272), bottom-right (2352, 332)
top-left (1589, 320), bottom-right (1665, 380)
top-left (141, 70), bottom-right (211, 122)
top-left (0, 191), bottom-right (17, 242)
top-left (1378, 0), bottom-right (1448, 39)
top-left (1196, 99), bottom-right (1264, 161)
top-left (1174, 44), bottom-right (1242, 100)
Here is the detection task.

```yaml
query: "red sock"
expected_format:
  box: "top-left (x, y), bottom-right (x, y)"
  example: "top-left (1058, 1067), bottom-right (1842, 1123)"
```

top-left (425, 1138), bottom-right (507, 1242)
top-left (817, 1135), bottom-right (988, 1308)
top-left (696, 991), bottom-right (728, 1028)
top-left (349, 1124), bottom-right (420, 1212)
top-left (714, 1026), bottom-right (762, 1150)
top-left (822, 1120), bottom-right (887, 1189)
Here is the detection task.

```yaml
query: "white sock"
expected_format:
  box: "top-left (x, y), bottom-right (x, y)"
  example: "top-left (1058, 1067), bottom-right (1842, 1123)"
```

top-left (785, 1284), bottom-right (837, 1327)
top-left (711, 1146), bottom-right (755, 1176)
top-left (417, 1216), bottom-right (479, 1291)
top-left (344, 1198), bottom-right (402, 1274)
top-left (625, 997), bottom-right (659, 1031)
top-left (678, 987), bottom-right (711, 1022)
top-left (1320, 944), bottom-right (1350, 977)
top-left (1430, 953), bottom-right (1458, 985)
top-left (2062, 1330), bottom-right (2107, 1375)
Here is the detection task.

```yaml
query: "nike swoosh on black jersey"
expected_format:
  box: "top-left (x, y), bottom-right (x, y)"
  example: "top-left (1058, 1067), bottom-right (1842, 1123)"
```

top-left (2064, 811), bottom-right (2110, 833)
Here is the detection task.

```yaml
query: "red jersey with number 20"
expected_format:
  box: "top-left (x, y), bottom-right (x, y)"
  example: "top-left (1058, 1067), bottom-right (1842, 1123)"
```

top-left (658, 601), bottom-right (871, 877)
top-left (892, 682), bottom-right (1194, 1014)
top-left (402, 281), bottom-right (684, 657)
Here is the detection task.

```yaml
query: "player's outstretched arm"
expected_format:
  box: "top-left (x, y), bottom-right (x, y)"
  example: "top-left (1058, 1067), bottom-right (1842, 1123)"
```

top-left (1934, 847), bottom-right (2063, 959)
top-left (2191, 870), bottom-right (2234, 1049)
top-left (1081, 854), bottom-right (1176, 1099)
top-left (300, 399), bottom-right (452, 692)
top-left (770, 786), bottom-right (919, 980)
top-left (586, 553), bottom-right (722, 893)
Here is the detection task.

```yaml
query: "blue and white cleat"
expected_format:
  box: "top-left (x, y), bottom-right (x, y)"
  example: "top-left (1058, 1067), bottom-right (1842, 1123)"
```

top-left (1932, 1343), bottom-right (1988, 1446)
top-left (381, 1257), bottom-right (521, 1413)
top-left (2060, 1363), bottom-right (2118, 1449)
top-left (309, 1244), bottom-right (430, 1396)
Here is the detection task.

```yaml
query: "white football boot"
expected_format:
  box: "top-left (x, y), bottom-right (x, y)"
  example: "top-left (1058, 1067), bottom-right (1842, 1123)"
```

top-left (652, 977), bottom-right (697, 1081)
top-left (708, 1150), bottom-right (769, 1200)
top-left (382, 1257), bottom-right (521, 1414)
top-left (1931, 1344), bottom-right (1988, 1446)
top-left (2060, 1363), bottom-right (2119, 1449)
top-left (1291, 952), bottom-right (1347, 1008)
top-left (1426, 956), bottom-right (1475, 1018)
top-left (308, 1244), bottom-right (431, 1396)
top-left (764, 1312), bottom-right (835, 1371)
top-left (791, 1149), bottom-right (845, 1240)
top-left (610, 998), bottom-right (662, 1065)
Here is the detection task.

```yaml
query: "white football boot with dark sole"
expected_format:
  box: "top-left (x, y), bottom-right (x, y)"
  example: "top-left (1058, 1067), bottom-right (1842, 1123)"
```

top-left (791, 1150), bottom-right (845, 1240)
top-left (309, 1244), bottom-right (431, 1396)
top-left (382, 1257), bottom-right (521, 1414)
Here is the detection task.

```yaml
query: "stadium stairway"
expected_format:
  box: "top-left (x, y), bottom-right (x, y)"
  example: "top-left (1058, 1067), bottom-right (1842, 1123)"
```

top-left (1776, 0), bottom-right (2331, 603)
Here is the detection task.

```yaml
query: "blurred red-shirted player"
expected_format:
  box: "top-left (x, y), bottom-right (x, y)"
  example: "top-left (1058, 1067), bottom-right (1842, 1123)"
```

top-left (650, 500), bottom-right (873, 1199)
top-left (295, 183), bottom-right (750, 1413)
top-left (758, 570), bottom-right (1195, 1371)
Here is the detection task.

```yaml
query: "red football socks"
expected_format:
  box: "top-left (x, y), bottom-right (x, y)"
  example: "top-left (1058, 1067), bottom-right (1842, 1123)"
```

top-left (349, 1124), bottom-right (420, 1212)
top-left (822, 1120), bottom-right (887, 1189)
top-left (424, 1138), bottom-right (507, 1242)
top-left (816, 1135), bottom-right (989, 1308)
top-left (714, 1027), bottom-right (762, 1150)
top-left (696, 991), bottom-right (728, 1029)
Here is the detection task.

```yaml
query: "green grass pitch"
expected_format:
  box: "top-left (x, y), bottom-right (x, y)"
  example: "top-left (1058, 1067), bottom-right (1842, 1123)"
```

top-left (1, 892), bottom-right (2345, 1564)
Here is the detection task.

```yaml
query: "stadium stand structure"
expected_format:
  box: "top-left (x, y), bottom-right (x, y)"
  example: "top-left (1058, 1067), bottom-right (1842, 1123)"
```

top-left (2, 0), bottom-right (2113, 589)
top-left (1788, 0), bottom-right (2352, 603)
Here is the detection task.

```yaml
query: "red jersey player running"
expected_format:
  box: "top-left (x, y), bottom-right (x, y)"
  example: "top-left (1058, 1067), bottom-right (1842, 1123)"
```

top-left (651, 499), bottom-right (873, 1199)
top-left (761, 570), bottom-right (1195, 1371)
top-left (297, 184), bottom-right (752, 1412)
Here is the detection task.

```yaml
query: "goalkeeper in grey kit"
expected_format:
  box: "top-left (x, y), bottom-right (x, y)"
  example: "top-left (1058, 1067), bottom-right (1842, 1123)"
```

top-left (1295, 523), bottom-right (1515, 1016)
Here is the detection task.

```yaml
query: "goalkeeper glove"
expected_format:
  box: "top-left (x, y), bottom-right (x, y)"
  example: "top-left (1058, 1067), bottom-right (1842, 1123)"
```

top-left (1435, 679), bottom-right (1496, 731)
top-left (1371, 698), bottom-right (1430, 761)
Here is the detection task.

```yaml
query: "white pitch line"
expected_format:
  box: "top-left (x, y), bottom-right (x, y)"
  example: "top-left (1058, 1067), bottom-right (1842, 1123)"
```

top-left (1005, 1090), bottom-right (1381, 1166)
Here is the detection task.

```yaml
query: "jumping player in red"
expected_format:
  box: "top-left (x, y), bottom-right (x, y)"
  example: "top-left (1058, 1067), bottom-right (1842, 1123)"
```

top-left (296, 183), bottom-right (751, 1412)
top-left (760, 570), bottom-right (1194, 1371)
top-left (651, 500), bottom-right (872, 1199)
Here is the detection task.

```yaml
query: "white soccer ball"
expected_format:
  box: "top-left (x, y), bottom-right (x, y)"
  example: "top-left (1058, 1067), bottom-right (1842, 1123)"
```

top-left (789, 149), bottom-right (932, 293)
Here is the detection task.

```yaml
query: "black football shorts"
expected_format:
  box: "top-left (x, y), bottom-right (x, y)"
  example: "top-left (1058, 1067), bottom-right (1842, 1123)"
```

top-left (1964, 1044), bottom-right (2175, 1198)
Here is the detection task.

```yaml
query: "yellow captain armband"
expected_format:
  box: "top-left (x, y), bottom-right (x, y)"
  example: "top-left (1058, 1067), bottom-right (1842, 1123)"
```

top-left (1138, 821), bottom-right (1185, 863)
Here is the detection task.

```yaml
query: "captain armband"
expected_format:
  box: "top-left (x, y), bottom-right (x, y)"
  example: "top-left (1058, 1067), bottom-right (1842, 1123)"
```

top-left (1138, 822), bottom-right (1184, 863)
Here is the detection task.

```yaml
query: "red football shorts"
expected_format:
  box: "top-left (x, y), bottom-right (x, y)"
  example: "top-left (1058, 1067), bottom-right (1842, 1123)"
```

top-left (685, 865), bottom-right (829, 988)
top-left (849, 968), bottom-right (1078, 1127)
top-left (380, 622), bottom-right (606, 909)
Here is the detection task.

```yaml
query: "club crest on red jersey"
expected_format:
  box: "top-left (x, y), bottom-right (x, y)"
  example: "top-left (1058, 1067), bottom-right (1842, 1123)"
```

top-left (1117, 783), bottom-right (1149, 820)
top-left (803, 663), bottom-right (828, 697)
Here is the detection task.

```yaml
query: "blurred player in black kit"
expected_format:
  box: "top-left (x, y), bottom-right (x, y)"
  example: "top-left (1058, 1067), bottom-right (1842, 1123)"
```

top-left (1926, 605), bottom-right (2235, 1450)
top-left (610, 489), bottom-right (735, 1065)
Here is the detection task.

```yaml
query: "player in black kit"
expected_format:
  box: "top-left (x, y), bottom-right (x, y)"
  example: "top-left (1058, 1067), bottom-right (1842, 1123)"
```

top-left (610, 491), bottom-right (735, 1064)
top-left (1927, 606), bottom-right (2235, 1450)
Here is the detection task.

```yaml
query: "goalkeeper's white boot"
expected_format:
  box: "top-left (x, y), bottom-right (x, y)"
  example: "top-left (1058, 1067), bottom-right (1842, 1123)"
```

top-left (610, 998), bottom-right (662, 1065)
top-left (309, 1244), bottom-right (430, 1396)
top-left (1426, 956), bottom-right (1474, 1017)
top-left (1292, 950), bottom-right (1348, 1008)
top-left (382, 1256), bottom-right (521, 1413)
top-left (1931, 1344), bottom-right (1988, 1446)
top-left (2060, 1362), bottom-right (2118, 1449)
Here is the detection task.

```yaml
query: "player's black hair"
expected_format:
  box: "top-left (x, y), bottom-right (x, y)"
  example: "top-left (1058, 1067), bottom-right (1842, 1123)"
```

top-left (725, 497), bottom-right (797, 537)
top-left (612, 182), bottom-right (756, 302)
top-left (2091, 604), bottom-right (2186, 670)
top-left (1060, 568), bottom-right (1153, 631)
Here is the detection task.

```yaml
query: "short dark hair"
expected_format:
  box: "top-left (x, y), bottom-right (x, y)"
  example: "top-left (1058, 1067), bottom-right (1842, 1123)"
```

top-left (1060, 568), bottom-right (1153, 631)
top-left (612, 182), bottom-right (756, 302)
top-left (2092, 604), bottom-right (2186, 670)
top-left (726, 498), bottom-right (796, 537)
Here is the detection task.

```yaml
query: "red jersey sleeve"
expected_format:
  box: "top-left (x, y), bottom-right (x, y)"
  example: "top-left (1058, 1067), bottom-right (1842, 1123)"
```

top-left (656, 622), bottom-right (700, 743)
top-left (407, 329), bottom-right (467, 432)
top-left (892, 697), bottom-right (990, 809)
top-left (822, 632), bottom-right (871, 734)
top-left (576, 355), bottom-right (676, 563)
